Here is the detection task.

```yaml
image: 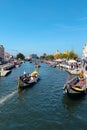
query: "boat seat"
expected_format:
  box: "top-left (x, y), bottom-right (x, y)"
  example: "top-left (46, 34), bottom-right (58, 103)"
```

top-left (69, 77), bottom-right (79, 86)
top-left (75, 80), bottom-right (85, 88)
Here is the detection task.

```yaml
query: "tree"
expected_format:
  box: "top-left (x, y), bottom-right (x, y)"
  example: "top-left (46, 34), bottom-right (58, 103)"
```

top-left (69, 50), bottom-right (78, 59)
top-left (45, 55), bottom-right (54, 60)
top-left (16, 53), bottom-right (25, 60)
top-left (54, 53), bottom-right (63, 59)
top-left (40, 53), bottom-right (47, 59)
top-left (62, 53), bottom-right (68, 59)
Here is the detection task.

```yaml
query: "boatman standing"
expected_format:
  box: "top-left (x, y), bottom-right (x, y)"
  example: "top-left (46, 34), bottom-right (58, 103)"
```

top-left (24, 70), bottom-right (26, 75)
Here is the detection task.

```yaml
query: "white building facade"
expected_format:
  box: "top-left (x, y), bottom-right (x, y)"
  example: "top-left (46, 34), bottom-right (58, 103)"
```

top-left (82, 43), bottom-right (87, 59)
top-left (0, 45), bottom-right (4, 63)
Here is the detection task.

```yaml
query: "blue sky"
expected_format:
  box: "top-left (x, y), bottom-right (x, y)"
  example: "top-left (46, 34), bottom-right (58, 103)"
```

top-left (0, 0), bottom-right (87, 57)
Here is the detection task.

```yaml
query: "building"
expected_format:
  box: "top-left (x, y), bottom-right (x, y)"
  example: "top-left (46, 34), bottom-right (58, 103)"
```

top-left (26, 54), bottom-right (38, 60)
top-left (4, 52), bottom-right (10, 62)
top-left (82, 43), bottom-right (87, 59)
top-left (0, 45), bottom-right (4, 64)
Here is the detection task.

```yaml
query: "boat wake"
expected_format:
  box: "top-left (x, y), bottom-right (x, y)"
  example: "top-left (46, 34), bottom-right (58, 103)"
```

top-left (0, 90), bottom-right (17, 104)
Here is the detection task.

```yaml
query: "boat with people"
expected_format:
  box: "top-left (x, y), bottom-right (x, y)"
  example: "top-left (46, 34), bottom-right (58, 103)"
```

top-left (63, 71), bottom-right (87, 98)
top-left (18, 70), bottom-right (40, 89)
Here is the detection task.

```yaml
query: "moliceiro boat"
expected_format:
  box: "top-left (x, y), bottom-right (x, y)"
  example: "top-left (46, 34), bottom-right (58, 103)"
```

top-left (63, 76), bottom-right (87, 98)
top-left (18, 70), bottom-right (40, 89)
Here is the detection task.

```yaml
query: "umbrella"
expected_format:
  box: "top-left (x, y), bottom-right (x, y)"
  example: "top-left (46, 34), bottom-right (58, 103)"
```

top-left (68, 59), bottom-right (77, 63)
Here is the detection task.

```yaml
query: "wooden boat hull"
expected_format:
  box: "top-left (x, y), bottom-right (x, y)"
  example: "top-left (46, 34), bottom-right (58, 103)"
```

top-left (67, 87), bottom-right (86, 98)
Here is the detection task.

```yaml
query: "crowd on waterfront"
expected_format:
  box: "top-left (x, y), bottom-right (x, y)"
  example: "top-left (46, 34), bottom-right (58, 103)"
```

top-left (0, 57), bottom-right (87, 77)
top-left (0, 58), bottom-right (85, 73)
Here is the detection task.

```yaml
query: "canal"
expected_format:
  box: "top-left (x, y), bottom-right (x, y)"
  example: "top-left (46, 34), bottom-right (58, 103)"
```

top-left (0, 62), bottom-right (87, 130)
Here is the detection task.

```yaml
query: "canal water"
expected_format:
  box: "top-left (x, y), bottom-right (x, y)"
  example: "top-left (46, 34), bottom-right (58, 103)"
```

top-left (0, 62), bottom-right (87, 130)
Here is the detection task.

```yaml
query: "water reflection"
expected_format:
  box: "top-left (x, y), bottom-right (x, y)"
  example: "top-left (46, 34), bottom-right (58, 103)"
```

top-left (62, 94), bottom-right (85, 111)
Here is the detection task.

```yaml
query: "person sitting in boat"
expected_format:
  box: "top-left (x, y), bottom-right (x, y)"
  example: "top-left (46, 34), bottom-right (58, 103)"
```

top-left (23, 70), bottom-right (27, 78)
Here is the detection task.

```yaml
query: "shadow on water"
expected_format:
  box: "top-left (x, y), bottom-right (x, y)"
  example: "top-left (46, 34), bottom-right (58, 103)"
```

top-left (62, 93), bottom-right (86, 111)
top-left (17, 85), bottom-right (33, 98)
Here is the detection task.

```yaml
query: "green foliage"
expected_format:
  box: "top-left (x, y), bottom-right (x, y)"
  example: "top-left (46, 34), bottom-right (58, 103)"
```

top-left (16, 53), bottom-right (25, 60)
top-left (62, 53), bottom-right (68, 59)
top-left (40, 50), bottom-right (78, 60)
top-left (45, 55), bottom-right (54, 60)
top-left (69, 50), bottom-right (78, 59)
top-left (54, 53), bottom-right (61, 59)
